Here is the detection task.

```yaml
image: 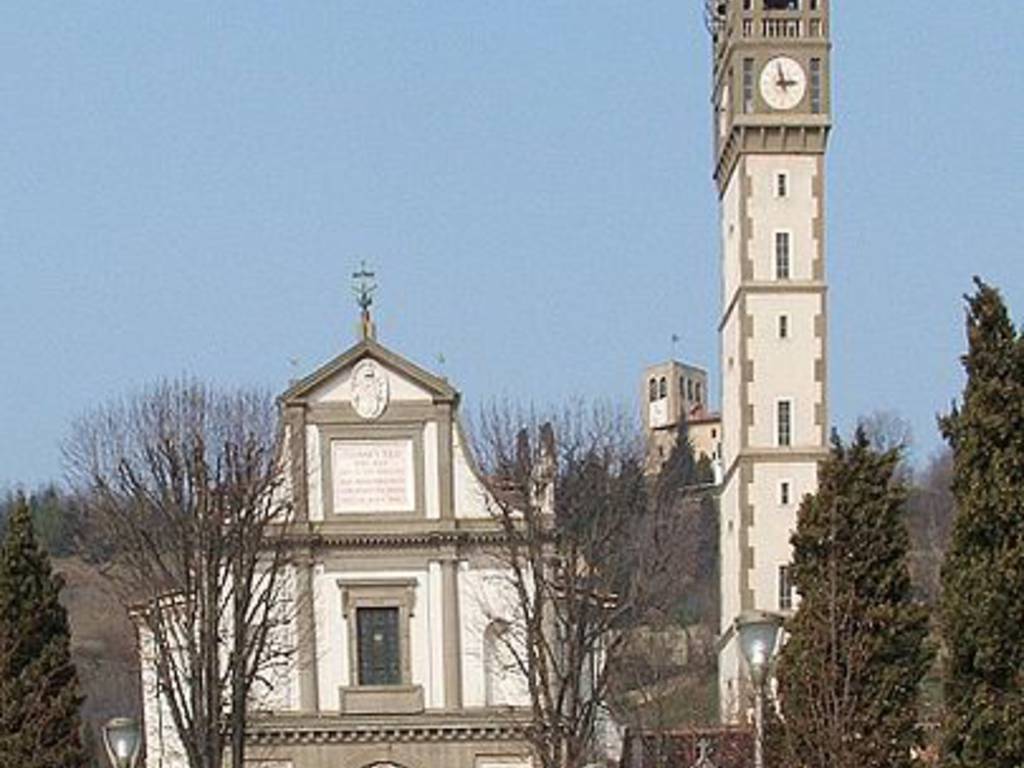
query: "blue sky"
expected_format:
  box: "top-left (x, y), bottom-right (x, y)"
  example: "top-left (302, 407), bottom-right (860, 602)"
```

top-left (1, 3), bottom-right (1023, 487)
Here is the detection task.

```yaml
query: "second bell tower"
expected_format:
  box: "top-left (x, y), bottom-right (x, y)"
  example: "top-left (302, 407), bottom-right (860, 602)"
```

top-left (707, 0), bottom-right (832, 720)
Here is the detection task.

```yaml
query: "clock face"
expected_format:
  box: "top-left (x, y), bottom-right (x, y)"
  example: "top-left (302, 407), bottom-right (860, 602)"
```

top-left (759, 57), bottom-right (807, 111)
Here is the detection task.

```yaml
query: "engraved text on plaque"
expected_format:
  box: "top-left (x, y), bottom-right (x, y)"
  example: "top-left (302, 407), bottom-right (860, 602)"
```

top-left (332, 439), bottom-right (415, 514)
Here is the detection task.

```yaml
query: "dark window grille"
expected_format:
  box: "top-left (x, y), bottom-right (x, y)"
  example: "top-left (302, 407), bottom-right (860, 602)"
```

top-left (779, 565), bottom-right (794, 610)
top-left (775, 232), bottom-right (792, 279)
top-left (810, 58), bottom-right (822, 113)
top-left (777, 401), bottom-right (792, 446)
top-left (742, 58), bottom-right (755, 113)
top-left (357, 607), bottom-right (401, 686)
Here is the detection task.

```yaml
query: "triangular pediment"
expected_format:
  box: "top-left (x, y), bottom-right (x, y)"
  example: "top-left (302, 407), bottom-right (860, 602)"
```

top-left (280, 338), bottom-right (458, 406)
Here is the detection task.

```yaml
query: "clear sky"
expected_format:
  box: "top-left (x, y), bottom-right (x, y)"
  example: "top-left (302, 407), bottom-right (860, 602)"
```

top-left (2, 3), bottom-right (1023, 487)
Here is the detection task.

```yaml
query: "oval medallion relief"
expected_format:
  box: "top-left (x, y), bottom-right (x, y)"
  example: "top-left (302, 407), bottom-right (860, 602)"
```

top-left (351, 359), bottom-right (390, 420)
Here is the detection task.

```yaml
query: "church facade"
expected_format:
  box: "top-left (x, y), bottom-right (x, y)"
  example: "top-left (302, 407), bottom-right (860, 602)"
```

top-left (142, 320), bottom-right (534, 768)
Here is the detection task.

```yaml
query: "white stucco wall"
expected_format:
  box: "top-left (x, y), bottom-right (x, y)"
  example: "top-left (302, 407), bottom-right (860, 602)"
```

top-left (313, 568), bottom-right (432, 711)
top-left (721, 157), bottom-right (744, 309)
top-left (748, 462), bottom-right (817, 613)
top-left (459, 563), bottom-right (530, 709)
top-left (746, 155), bottom-right (821, 283)
top-left (719, 479), bottom-right (741, 639)
top-left (720, 310), bottom-right (742, 471)
top-left (453, 425), bottom-right (495, 519)
top-left (746, 291), bottom-right (824, 449)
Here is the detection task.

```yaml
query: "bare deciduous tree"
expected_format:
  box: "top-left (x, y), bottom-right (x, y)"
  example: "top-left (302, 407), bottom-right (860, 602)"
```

top-left (65, 380), bottom-right (295, 768)
top-left (856, 410), bottom-right (914, 455)
top-left (906, 448), bottom-right (955, 605)
top-left (473, 404), bottom-right (695, 768)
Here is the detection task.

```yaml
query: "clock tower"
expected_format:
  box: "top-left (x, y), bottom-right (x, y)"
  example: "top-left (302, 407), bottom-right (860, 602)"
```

top-left (705, 0), bottom-right (832, 721)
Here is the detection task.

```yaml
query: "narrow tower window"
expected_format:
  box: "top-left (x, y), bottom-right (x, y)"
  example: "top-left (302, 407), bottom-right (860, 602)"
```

top-left (659, 377), bottom-right (668, 399)
top-left (742, 58), bottom-right (755, 114)
top-left (779, 565), bottom-right (794, 611)
top-left (810, 58), bottom-right (822, 114)
top-left (775, 231), bottom-right (792, 280)
top-left (780, 481), bottom-right (791, 505)
top-left (648, 378), bottom-right (658, 403)
top-left (777, 400), bottom-right (793, 447)
top-left (776, 172), bottom-right (789, 198)
top-left (695, 382), bottom-right (703, 404)
top-left (778, 314), bottom-right (789, 339)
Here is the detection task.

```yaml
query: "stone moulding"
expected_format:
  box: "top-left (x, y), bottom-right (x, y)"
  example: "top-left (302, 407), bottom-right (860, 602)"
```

top-left (280, 529), bottom-right (511, 552)
top-left (246, 715), bottom-right (531, 746)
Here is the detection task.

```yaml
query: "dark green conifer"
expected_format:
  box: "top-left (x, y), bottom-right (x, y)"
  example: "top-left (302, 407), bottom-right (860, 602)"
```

top-left (769, 431), bottom-right (932, 768)
top-left (0, 493), bottom-right (89, 768)
top-left (940, 279), bottom-right (1024, 767)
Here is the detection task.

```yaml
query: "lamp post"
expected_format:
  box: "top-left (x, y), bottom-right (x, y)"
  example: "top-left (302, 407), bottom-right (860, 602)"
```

top-left (102, 717), bottom-right (142, 768)
top-left (735, 610), bottom-right (783, 768)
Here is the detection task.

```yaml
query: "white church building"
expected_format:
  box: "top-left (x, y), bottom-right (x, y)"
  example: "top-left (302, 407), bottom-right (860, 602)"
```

top-left (142, 314), bottom-right (534, 768)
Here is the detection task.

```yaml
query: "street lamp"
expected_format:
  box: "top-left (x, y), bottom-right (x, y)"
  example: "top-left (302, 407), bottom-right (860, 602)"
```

top-left (735, 610), bottom-right (784, 768)
top-left (102, 717), bottom-right (142, 768)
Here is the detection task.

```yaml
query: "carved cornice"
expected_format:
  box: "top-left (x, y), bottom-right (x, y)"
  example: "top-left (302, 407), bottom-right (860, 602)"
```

top-left (715, 122), bottom-right (830, 194)
top-left (246, 712), bottom-right (531, 746)
top-left (280, 527), bottom-right (512, 553)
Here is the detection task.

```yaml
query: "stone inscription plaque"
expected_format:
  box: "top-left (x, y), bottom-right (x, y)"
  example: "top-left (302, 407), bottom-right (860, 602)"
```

top-left (332, 439), bottom-right (415, 514)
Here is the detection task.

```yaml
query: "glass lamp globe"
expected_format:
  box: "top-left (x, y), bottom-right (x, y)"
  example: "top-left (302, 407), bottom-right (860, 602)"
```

top-left (102, 717), bottom-right (142, 768)
top-left (735, 610), bottom-right (783, 686)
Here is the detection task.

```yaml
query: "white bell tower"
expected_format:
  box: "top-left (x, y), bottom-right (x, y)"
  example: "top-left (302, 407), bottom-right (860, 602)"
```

top-left (706, 0), bottom-right (832, 721)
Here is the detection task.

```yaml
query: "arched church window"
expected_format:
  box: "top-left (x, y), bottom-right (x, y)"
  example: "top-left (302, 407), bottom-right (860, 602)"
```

top-left (658, 377), bottom-right (668, 399)
top-left (648, 378), bottom-right (658, 403)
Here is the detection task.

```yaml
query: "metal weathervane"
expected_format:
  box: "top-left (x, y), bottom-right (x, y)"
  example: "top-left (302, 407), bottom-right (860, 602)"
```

top-left (351, 261), bottom-right (379, 341)
top-left (352, 261), bottom-right (377, 314)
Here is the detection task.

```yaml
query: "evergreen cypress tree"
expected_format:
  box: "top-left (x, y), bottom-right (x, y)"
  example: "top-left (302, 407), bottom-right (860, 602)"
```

top-left (769, 431), bottom-right (932, 768)
top-left (0, 493), bottom-right (89, 768)
top-left (940, 279), bottom-right (1024, 767)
